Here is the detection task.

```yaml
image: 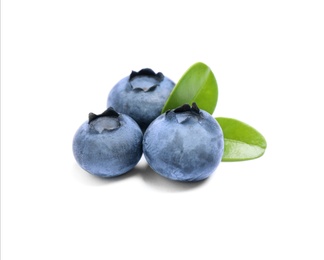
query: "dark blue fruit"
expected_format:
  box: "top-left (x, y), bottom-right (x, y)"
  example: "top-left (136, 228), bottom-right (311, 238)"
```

top-left (143, 103), bottom-right (224, 182)
top-left (73, 107), bottom-right (143, 177)
top-left (107, 68), bottom-right (175, 132)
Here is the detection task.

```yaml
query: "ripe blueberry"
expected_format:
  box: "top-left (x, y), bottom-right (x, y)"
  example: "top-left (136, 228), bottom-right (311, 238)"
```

top-left (107, 68), bottom-right (175, 132)
top-left (143, 103), bottom-right (224, 182)
top-left (73, 107), bottom-right (143, 177)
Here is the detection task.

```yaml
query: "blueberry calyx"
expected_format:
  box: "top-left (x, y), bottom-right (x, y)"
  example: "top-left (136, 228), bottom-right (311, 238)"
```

top-left (129, 68), bottom-right (164, 92)
top-left (130, 68), bottom-right (164, 81)
top-left (173, 102), bottom-right (200, 114)
top-left (88, 107), bottom-right (119, 123)
top-left (165, 103), bottom-right (202, 123)
top-left (88, 107), bottom-right (121, 133)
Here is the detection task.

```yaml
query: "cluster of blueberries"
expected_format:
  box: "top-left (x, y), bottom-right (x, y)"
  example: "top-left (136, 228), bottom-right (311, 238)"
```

top-left (73, 69), bottom-right (224, 182)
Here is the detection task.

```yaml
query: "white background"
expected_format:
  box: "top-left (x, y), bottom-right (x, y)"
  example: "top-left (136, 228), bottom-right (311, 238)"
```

top-left (1, 0), bottom-right (324, 259)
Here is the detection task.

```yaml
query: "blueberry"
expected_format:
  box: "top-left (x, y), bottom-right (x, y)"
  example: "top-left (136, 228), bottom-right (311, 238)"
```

top-left (143, 103), bottom-right (224, 182)
top-left (72, 107), bottom-right (143, 177)
top-left (107, 68), bottom-right (175, 132)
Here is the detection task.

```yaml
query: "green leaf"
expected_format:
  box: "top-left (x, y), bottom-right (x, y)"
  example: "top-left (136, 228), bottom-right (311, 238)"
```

top-left (162, 62), bottom-right (218, 114)
top-left (216, 117), bottom-right (267, 162)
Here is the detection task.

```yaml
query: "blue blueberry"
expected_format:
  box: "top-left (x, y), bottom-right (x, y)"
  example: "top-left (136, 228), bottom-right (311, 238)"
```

top-left (72, 107), bottom-right (143, 177)
top-left (143, 103), bottom-right (224, 182)
top-left (107, 68), bottom-right (175, 132)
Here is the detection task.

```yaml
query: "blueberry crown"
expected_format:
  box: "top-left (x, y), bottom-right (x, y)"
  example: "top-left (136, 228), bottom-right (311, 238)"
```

top-left (165, 103), bottom-right (203, 123)
top-left (129, 68), bottom-right (164, 82)
top-left (88, 107), bottom-right (119, 123)
top-left (173, 102), bottom-right (200, 114)
top-left (166, 102), bottom-right (201, 115)
top-left (129, 68), bottom-right (165, 92)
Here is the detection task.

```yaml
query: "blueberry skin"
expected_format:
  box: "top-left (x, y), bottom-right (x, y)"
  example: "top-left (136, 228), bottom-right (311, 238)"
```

top-left (73, 108), bottom-right (143, 177)
top-left (143, 103), bottom-right (224, 182)
top-left (107, 68), bottom-right (175, 132)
